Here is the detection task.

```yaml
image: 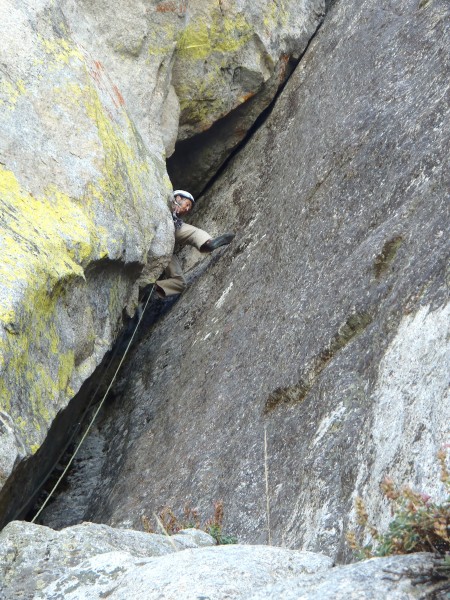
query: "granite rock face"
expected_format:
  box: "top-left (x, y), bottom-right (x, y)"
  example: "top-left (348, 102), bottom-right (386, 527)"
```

top-left (0, 0), bottom-right (173, 524)
top-left (62, 0), bottom-right (326, 194)
top-left (68, 0), bottom-right (450, 561)
top-left (0, 0), bottom-right (328, 527)
top-left (39, 545), bottom-right (332, 600)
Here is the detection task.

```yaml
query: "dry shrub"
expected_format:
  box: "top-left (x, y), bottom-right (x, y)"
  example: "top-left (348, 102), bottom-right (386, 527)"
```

top-left (347, 446), bottom-right (450, 558)
top-left (142, 500), bottom-right (237, 545)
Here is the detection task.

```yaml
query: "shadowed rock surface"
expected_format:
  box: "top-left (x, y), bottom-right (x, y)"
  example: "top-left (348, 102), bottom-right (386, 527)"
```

top-left (49, 0), bottom-right (450, 562)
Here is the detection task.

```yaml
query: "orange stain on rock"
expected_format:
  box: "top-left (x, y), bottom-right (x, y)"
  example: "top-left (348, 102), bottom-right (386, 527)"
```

top-left (156, 1), bottom-right (187, 13)
top-left (113, 85), bottom-right (125, 106)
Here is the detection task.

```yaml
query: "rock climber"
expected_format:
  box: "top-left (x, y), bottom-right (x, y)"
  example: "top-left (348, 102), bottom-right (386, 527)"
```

top-left (119, 190), bottom-right (234, 348)
top-left (154, 189), bottom-right (234, 298)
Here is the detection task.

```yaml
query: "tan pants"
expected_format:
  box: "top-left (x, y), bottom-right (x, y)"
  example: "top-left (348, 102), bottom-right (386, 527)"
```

top-left (157, 222), bottom-right (211, 296)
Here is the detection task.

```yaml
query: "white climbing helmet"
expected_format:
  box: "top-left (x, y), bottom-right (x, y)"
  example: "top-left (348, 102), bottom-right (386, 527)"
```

top-left (173, 190), bottom-right (195, 203)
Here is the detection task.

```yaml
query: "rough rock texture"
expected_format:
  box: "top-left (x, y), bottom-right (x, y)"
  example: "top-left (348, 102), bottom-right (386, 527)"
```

top-left (57, 0), bottom-right (450, 562)
top-left (61, 0), bottom-right (326, 194)
top-left (40, 546), bottom-right (332, 600)
top-left (249, 553), bottom-right (450, 599)
top-left (0, 0), bottom-right (173, 525)
top-left (0, 0), bottom-right (327, 530)
top-left (0, 520), bottom-right (216, 599)
top-left (0, 520), bottom-right (328, 600)
top-left (1, 522), bottom-right (448, 599)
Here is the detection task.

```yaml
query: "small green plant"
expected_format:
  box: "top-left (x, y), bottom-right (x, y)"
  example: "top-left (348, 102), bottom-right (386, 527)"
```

top-left (142, 500), bottom-right (238, 545)
top-left (347, 446), bottom-right (450, 558)
top-left (205, 501), bottom-right (238, 545)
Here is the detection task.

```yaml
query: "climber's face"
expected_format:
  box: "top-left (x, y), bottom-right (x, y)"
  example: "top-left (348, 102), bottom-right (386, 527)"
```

top-left (173, 195), bottom-right (193, 216)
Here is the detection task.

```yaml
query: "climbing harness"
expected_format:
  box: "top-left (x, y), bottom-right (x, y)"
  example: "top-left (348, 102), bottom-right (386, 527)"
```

top-left (29, 285), bottom-right (155, 524)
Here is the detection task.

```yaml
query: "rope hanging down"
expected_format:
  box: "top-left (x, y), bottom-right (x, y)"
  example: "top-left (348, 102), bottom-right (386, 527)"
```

top-left (31, 286), bottom-right (155, 523)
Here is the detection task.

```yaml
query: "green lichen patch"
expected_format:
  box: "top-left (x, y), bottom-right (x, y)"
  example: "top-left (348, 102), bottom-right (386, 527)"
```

top-left (374, 236), bottom-right (403, 279)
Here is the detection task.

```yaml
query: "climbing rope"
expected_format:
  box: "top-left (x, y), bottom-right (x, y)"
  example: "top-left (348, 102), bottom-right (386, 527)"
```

top-left (30, 285), bottom-right (155, 524)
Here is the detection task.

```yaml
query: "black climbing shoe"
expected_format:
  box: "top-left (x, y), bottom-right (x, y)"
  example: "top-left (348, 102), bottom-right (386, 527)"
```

top-left (201, 233), bottom-right (235, 252)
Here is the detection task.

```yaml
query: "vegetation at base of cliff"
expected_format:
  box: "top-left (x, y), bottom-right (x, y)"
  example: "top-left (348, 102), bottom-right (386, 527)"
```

top-left (142, 500), bottom-right (238, 545)
top-left (347, 447), bottom-right (450, 559)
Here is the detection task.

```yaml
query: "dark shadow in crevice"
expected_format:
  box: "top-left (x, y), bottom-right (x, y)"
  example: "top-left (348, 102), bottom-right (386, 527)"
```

top-left (3, 352), bottom-right (110, 528)
top-left (168, 7), bottom-right (329, 201)
top-left (0, 260), bottom-right (142, 529)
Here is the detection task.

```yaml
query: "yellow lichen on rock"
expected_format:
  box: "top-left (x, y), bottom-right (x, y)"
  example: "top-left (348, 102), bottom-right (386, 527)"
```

top-left (0, 167), bottom-right (87, 294)
top-left (0, 28), bottom-right (158, 454)
top-left (50, 72), bottom-right (153, 232)
top-left (176, 13), bottom-right (253, 60)
top-left (262, 0), bottom-right (288, 32)
top-left (0, 0), bottom-right (175, 509)
top-left (0, 273), bottom-right (79, 450)
top-left (38, 35), bottom-right (84, 69)
top-left (0, 164), bottom-right (94, 449)
top-left (177, 69), bottom-right (225, 126)
top-left (171, 9), bottom-right (260, 132)
top-left (146, 21), bottom-right (178, 58)
top-left (79, 67), bottom-right (165, 261)
top-left (0, 79), bottom-right (27, 111)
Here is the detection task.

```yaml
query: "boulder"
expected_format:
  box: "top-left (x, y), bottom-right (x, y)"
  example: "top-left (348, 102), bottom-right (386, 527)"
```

top-left (65, 0), bottom-right (450, 562)
top-left (249, 553), bottom-right (449, 599)
top-left (0, 520), bottom-right (332, 600)
top-left (0, 0), bottom-right (173, 525)
top-left (0, 520), bottom-right (215, 599)
top-left (41, 546), bottom-right (332, 600)
top-left (0, 521), bottom-right (447, 599)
